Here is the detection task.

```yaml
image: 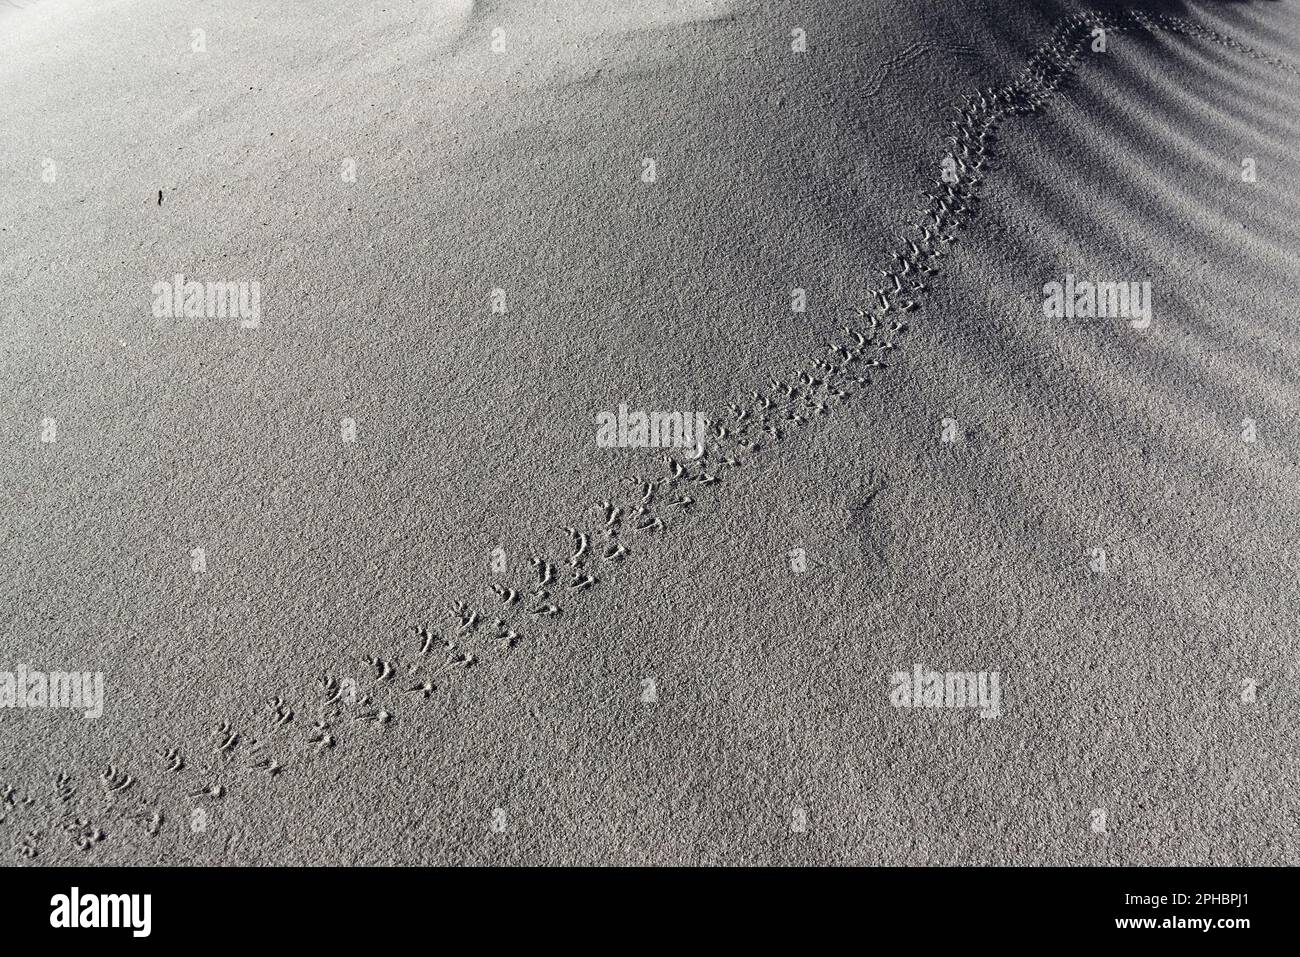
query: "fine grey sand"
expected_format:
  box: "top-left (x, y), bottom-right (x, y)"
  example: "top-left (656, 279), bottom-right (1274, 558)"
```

top-left (3, 0), bottom-right (1299, 865)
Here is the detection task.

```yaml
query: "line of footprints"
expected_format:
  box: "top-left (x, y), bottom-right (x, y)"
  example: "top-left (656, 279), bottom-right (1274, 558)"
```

top-left (4, 8), bottom-right (1291, 861)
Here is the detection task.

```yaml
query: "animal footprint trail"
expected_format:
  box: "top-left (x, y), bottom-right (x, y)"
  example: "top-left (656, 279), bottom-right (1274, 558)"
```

top-left (9, 7), bottom-right (1294, 863)
top-left (379, 4), bottom-right (1296, 706)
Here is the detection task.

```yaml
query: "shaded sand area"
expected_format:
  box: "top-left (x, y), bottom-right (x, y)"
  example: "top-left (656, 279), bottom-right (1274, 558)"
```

top-left (2, 0), bottom-right (1299, 863)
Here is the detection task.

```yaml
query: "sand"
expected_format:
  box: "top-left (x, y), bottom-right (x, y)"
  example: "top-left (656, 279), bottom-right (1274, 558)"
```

top-left (2, 0), bottom-right (1299, 865)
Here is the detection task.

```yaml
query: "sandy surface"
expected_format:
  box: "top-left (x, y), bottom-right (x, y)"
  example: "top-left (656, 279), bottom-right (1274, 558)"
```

top-left (3, 0), bottom-right (1299, 865)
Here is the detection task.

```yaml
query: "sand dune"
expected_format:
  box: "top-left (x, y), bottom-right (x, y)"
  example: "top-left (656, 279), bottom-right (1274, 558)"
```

top-left (3, 0), bottom-right (1299, 865)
